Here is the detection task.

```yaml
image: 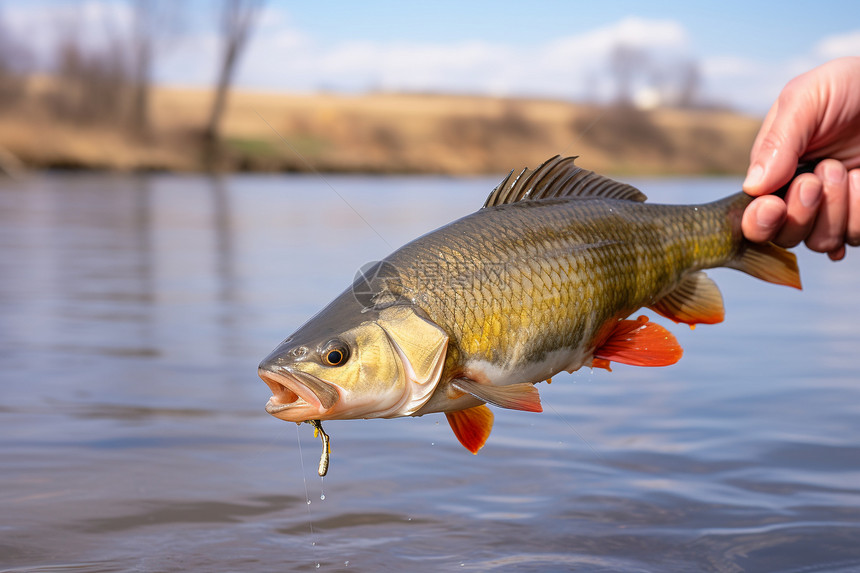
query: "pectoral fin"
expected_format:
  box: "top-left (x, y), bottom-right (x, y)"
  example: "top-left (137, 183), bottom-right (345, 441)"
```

top-left (452, 378), bottom-right (543, 413)
top-left (445, 404), bottom-right (494, 454)
top-left (594, 315), bottom-right (683, 368)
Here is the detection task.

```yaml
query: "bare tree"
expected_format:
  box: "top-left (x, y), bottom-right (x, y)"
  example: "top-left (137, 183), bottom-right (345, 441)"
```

top-left (128, 0), bottom-right (182, 135)
top-left (676, 60), bottom-right (701, 108)
top-left (203, 0), bottom-right (264, 143)
top-left (63, 41), bottom-right (127, 122)
top-left (609, 44), bottom-right (649, 106)
top-left (0, 5), bottom-right (32, 109)
top-left (47, 10), bottom-right (130, 124)
top-left (129, 0), bottom-right (153, 134)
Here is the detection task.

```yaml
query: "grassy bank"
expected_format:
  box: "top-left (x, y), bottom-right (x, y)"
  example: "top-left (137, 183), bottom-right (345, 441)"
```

top-left (0, 79), bottom-right (762, 176)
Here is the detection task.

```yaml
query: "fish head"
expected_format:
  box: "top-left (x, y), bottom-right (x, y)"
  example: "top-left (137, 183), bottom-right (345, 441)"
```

top-left (258, 289), bottom-right (449, 422)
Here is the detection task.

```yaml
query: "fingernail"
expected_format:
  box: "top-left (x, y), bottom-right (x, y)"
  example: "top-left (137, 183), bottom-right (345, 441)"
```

top-left (825, 162), bottom-right (846, 183)
top-left (743, 164), bottom-right (764, 189)
top-left (755, 200), bottom-right (784, 230)
top-left (799, 179), bottom-right (822, 208)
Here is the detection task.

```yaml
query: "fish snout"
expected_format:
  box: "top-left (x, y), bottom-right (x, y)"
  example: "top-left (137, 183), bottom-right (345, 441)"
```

top-left (258, 364), bottom-right (340, 421)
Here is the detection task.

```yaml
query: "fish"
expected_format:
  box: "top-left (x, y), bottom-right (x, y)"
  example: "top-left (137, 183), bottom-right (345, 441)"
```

top-left (258, 155), bottom-right (801, 467)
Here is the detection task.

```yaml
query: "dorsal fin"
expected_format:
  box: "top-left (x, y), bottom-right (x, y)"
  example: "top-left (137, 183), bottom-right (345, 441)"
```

top-left (483, 155), bottom-right (647, 208)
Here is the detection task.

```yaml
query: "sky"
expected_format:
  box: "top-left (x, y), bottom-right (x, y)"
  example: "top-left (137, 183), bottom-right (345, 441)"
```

top-left (3, 0), bottom-right (860, 114)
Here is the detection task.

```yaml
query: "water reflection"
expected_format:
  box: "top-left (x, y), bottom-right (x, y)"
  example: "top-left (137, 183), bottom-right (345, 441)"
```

top-left (1, 173), bottom-right (860, 572)
top-left (82, 496), bottom-right (302, 533)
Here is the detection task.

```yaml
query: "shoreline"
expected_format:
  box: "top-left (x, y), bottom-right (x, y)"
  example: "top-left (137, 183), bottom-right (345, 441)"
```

top-left (0, 82), bottom-right (762, 177)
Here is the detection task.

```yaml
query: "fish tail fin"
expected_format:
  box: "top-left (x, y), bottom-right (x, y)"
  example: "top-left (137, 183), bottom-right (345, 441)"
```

top-left (728, 241), bottom-right (802, 290)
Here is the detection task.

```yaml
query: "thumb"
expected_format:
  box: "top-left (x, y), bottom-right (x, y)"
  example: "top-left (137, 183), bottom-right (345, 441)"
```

top-left (743, 92), bottom-right (813, 196)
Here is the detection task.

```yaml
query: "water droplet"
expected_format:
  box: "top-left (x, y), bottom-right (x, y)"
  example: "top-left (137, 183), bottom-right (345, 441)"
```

top-left (315, 563), bottom-right (320, 569)
top-left (307, 500), bottom-right (312, 505)
top-left (320, 494), bottom-right (326, 501)
top-left (344, 561), bottom-right (349, 567)
top-left (431, 442), bottom-right (435, 446)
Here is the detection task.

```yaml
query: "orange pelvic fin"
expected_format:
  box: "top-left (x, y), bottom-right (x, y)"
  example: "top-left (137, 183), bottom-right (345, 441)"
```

top-left (594, 315), bottom-right (683, 367)
top-left (452, 379), bottom-right (543, 413)
top-left (445, 404), bottom-right (494, 454)
top-left (649, 271), bottom-right (725, 325)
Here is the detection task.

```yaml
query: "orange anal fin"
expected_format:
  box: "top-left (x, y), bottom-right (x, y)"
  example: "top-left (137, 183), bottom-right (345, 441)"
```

top-left (452, 379), bottom-right (542, 413)
top-left (445, 404), bottom-right (494, 454)
top-left (594, 315), bottom-right (683, 367)
top-left (590, 358), bottom-right (612, 371)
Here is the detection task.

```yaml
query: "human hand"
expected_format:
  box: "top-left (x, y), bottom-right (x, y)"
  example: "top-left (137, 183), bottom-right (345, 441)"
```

top-left (741, 57), bottom-right (860, 260)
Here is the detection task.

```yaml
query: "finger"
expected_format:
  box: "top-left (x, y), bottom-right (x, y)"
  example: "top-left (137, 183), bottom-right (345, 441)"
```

top-left (742, 194), bottom-right (787, 243)
top-left (829, 246), bottom-right (846, 261)
top-left (805, 160), bottom-right (849, 253)
top-left (749, 101), bottom-right (779, 160)
top-left (773, 173), bottom-right (823, 247)
top-left (743, 81), bottom-right (814, 197)
top-left (847, 169), bottom-right (860, 247)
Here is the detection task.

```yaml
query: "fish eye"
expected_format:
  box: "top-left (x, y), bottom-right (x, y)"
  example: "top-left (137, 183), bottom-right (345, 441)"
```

top-left (321, 341), bottom-right (350, 367)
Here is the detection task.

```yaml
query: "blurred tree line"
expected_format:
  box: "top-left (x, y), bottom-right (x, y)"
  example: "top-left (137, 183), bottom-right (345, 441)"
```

top-left (0, 3), bottom-right (30, 108)
top-left (0, 1), bottom-right (735, 176)
top-left (0, 0), bottom-right (262, 146)
top-left (608, 43), bottom-right (702, 109)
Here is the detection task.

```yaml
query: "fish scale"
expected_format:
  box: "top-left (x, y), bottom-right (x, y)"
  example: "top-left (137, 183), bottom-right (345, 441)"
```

top-left (385, 192), bottom-right (746, 376)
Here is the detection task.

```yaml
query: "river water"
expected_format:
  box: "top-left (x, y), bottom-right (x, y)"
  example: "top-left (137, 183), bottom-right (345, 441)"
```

top-left (1, 172), bottom-right (859, 572)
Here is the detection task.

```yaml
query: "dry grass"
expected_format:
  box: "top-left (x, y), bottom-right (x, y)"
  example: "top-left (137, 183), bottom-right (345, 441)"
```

top-left (0, 79), bottom-right (762, 175)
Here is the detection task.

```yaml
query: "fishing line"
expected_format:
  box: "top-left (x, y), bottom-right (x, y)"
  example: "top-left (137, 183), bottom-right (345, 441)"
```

top-left (295, 425), bottom-right (320, 567)
top-left (256, 111), bottom-right (393, 249)
top-left (544, 399), bottom-right (604, 461)
top-left (258, 104), bottom-right (606, 253)
top-left (558, 108), bottom-right (609, 160)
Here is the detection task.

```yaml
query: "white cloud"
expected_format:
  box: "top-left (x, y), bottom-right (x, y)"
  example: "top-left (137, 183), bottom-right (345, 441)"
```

top-left (2, 1), bottom-right (132, 65)
top-left (698, 55), bottom-right (799, 113)
top-left (226, 13), bottom-right (693, 105)
top-left (158, 31), bottom-right (220, 86)
top-left (815, 29), bottom-right (860, 59)
top-left (546, 15), bottom-right (689, 58)
top-left (2, 0), bottom-right (189, 72)
top-left (0, 4), bottom-right (720, 106)
top-left (699, 30), bottom-right (860, 114)
top-left (701, 56), bottom-right (758, 78)
top-left (3, 3), bottom-right (849, 114)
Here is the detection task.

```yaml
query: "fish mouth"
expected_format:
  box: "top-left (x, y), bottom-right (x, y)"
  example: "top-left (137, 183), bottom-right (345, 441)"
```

top-left (258, 365), bottom-right (340, 421)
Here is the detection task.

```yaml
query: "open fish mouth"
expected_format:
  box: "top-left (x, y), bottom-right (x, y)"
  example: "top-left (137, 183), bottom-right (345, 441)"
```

top-left (258, 365), bottom-right (340, 418)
